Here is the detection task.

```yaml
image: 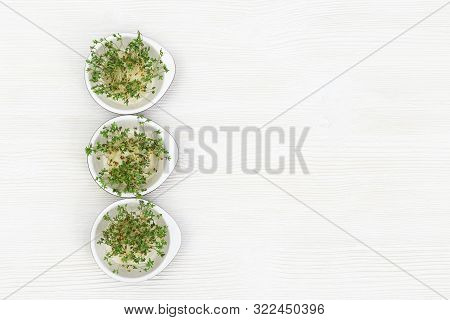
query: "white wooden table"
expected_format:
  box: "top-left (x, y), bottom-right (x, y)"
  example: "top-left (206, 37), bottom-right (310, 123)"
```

top-left (0, 0), bottom-right (449, 299)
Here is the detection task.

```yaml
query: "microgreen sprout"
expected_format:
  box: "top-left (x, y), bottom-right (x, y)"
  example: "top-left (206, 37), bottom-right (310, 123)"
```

top-left (98, 201), bottom-right (168, 274)
top-left (85, 119), bottom-right (169, 197)
top-left (86, 31), bottom-right (168, 105)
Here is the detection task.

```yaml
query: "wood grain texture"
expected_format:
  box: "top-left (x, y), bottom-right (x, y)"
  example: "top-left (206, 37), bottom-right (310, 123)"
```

top-left (0, 0), bottom-right (449, 299)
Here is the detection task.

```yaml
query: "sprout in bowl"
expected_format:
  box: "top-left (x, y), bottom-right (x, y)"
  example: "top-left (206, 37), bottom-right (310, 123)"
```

top-left (86, 115), bottom-right (178, 198)
top-left (91, 199), bottom-right (181, 282)
top-left (85, 32), bottom-right (176, 114)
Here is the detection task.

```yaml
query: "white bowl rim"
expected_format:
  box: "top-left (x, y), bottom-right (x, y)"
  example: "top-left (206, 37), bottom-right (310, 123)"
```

top-left (86, 115), bottom-right (179, 198)
top-left (84, 32), bottom-right (176, 115)
top-left (90, 198), bottom-right (181, 282)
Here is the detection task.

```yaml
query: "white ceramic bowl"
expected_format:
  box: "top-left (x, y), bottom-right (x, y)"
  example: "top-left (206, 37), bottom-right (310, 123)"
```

top-left (85, 32), bottom-right (176, 114)
top-left (91, 199), bottom-right (181, 282)
top-left (87, 115), bottom-right (178, 198)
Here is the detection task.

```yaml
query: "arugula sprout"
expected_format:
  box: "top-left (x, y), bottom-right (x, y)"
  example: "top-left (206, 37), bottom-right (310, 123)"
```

top-left (98, 201), bottom-right (168, 274)
top-left (86, 31), bottom-right (168, 105)
top-left (86, 120), bottom-right (169, 197)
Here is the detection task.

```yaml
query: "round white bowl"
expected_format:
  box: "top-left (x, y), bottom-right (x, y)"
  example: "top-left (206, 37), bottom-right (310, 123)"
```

top-left (87, 115), bottom-right (179, 198)
top-left (91, 198), bottom-right (181, 282)
top-left (85, 32), bottom-right (176, 114)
